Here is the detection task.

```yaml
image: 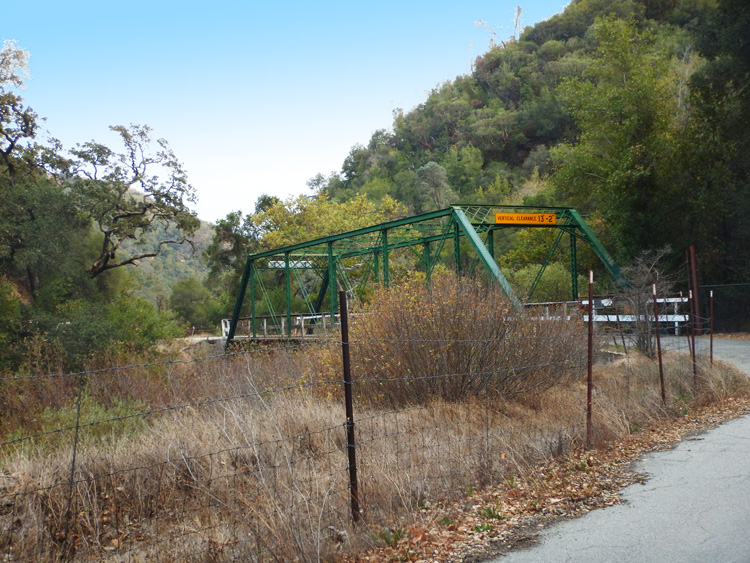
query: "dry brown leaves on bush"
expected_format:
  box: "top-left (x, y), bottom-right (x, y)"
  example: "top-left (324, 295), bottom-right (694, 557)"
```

top-left (338, 396), bottom-right (750, 563)
top-left (351, 274), bottom-right (587, 407)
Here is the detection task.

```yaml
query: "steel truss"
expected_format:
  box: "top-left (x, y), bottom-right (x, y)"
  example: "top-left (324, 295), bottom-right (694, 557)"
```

top-left (225, 205), bottom-right (625, 345)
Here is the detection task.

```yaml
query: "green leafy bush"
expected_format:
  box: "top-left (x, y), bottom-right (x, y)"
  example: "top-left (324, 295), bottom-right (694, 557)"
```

top-left (4, 393), bottom-right (148, 456)
top-left (50, 296), bottom-right (181, 368)
top-left (0, 278), bottom-right (23, 367)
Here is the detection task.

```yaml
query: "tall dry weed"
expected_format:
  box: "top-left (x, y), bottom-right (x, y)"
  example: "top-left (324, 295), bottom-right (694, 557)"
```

top-left (350, 273), bottom-right (588, 406)
top-left (1, 361), bottom-right (352, 562)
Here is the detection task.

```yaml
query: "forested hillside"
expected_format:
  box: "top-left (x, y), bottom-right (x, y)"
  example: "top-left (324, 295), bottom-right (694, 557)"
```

top-left (207, 0), bottom-right (748, 327)
top-left (1, 0), bottom-right (748, 374)
top-left (319, 0), bottom-right (748, 274)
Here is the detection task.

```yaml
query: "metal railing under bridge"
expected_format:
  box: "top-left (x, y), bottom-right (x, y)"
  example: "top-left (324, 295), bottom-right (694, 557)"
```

top-left (222, 295), bottom-right (692, 342)
top-left (221, 313), bottom-right (338, 340)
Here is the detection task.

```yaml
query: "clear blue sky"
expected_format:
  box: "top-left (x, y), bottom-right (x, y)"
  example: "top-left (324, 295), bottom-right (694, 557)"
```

top-left (5, 0), bottom-right (569, 223)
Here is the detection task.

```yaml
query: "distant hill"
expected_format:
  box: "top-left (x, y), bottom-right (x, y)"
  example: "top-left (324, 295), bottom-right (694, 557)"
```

top-left (121, 220), bottom-right (213, 308)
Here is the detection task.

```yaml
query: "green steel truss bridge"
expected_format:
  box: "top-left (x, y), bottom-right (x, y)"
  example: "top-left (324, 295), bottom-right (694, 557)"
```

top-left (224, 205), bottom-right (625, 345)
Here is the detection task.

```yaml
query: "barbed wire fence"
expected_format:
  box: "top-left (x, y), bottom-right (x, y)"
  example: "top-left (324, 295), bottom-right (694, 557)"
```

top-left (0, 287), bottom-right (720, 562)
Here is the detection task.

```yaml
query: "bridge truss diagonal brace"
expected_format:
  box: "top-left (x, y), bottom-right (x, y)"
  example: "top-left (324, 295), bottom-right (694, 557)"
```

top-left (562, 209), bottom-right (628, 288)
top-left (451, 208), bottom-right (522, 311)
top-left (226, 256), bottom-right (253, 344)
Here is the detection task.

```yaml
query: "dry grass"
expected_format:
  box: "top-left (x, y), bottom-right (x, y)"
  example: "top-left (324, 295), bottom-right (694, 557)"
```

top-left (2, 278), bottom-right (747, 562)
top-left (2, 344), bottom-right (745, 562)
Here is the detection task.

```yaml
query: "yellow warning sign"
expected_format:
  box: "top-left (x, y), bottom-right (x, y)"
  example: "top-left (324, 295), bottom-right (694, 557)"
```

top-left (495, 212), bottom-right (557, 225)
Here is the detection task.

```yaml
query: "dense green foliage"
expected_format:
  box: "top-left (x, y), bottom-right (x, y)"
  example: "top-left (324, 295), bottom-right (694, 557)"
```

top-left (0, 41), bottom-right (200, 369)
top-left (169, 276), bottom-right (217, 331)
top-left (311, 2), bottom-right (712, 263)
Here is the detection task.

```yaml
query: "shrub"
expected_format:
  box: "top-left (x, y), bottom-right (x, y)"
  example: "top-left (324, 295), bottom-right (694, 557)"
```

top-left (351, 272), bottom-right (587, 407)
top-left (3, 393), bottom-right (148, 457)
top-left (0, 277), bottom-right (23, 368)
top-left (49, 296), bottom-right (181, 368)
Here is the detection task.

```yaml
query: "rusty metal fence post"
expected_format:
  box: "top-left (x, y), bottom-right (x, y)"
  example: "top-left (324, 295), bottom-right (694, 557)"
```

top-left (586, 270), bottom-right (594, 448)
top-left (653, 284), bottom-right (666, 404)
top-left (339, 291), bottom-right (361, 523)
top-left (689, 290), bottom-right (698, 387)
top-left (710, 290), bottom-right (714, 364)
top-left (685, 248), bottom-right (700, 386)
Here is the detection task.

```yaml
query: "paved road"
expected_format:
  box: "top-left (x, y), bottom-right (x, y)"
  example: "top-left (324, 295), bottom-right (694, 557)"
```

top-left (661, 336), bottom-right (750, 373)
top-left (701, 337), bottom-right (750, 373)
top-left (491, 338), bottom-right (750, 563)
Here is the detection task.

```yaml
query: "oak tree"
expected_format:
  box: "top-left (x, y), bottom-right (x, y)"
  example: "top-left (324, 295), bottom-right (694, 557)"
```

top-left (67, 124), bottom-right (200, 277)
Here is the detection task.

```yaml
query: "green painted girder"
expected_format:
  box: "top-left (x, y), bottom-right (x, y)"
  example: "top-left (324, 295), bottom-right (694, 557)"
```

top-left (339, 229), bottom-right (454, 260)
top-left (256, 230), bottom-right (459, 267)
top-left (460, 205), bottom-right (626, 290)
top-left (561, 208), bottom-right (626, 287)
top-left (243, 207), bottom-right (455, 262)
top-left (225, 256), bottom-right (253, 344)
top-left (451, 208), bottom-right (521, 307)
